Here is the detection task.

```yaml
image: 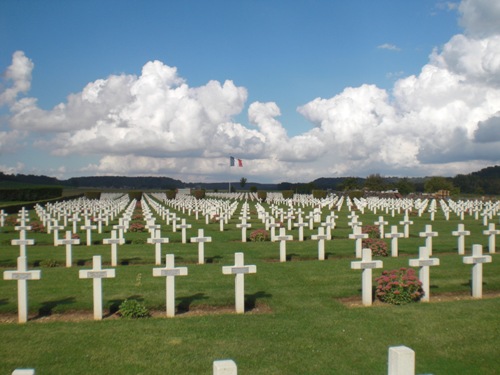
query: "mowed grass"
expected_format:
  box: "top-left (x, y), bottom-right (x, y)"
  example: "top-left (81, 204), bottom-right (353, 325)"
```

top-left (1, 199), bottom-right (500, 374)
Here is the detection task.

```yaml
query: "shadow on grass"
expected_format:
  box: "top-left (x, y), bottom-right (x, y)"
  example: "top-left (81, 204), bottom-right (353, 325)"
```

top-left (176, 293), bottom-right (209, 314)
top-left (76, 258), bottom-right (91, 266)
top-left (36, 297), bottom-right (76, 318)
top-left (120, 257), bottom-right (142, 265)
top-left (286, 253), bottom-right (300, 261)
top-left (0, 298), bottom-right (9, 306)
top-left (206, 255), bottom-right (223, 264)
top-left (108, 295), bottom-right (144, 315)
top-left (245, 290), bottom-right (272, 311)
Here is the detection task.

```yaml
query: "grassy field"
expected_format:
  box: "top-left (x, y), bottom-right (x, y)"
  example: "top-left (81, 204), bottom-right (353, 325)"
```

top-left (1, 197), bottom-right (500, 374)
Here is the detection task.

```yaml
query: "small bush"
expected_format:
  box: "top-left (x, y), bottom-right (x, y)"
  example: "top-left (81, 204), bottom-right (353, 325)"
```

top-left (40, 259), bottom-right (59, 268)
top-left (375, 268), bottom-right (424, 305)
top-left (312, 190), bottom-right (327, 199)
top-left (257, 191), bottom-right (267, 202)
top-left (30, 221), bottom-right (46, 233)
top-left (282, 190), bottom-right (294, 199)
top-left (362, 238), bottom-right (388, 257)
top-left (118, 299), bottom-right (150, 319)
top-left (166, 189), bottom-right (177, 199)
top-left (361, 225), bottom-right (379, 238)
top-left (192, 189), bottom-right (206, 199)
top-left (249, 229), bottom-right (270, 242)
top-left (129, 222), bottom-right (146, 232)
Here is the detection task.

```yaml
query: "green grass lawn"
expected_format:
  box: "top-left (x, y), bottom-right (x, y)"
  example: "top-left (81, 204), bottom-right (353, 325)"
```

top-left (1, 198), bottom-right (500, 374)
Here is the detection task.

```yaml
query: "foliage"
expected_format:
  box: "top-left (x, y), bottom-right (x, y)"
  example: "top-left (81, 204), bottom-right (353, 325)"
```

top-left (128, 191), bottom-right (143, 201)
top-left (249, 229), bottom-right (270, 242)
top-left (257, 191), bottom-right (267, 202)
top-left (282, 190), bottom-right (294, 199)
top-left (30, 221), bottom-right (46, 233)
top-left (249, 186), bottom-right (257, 193)
top-left (40, 259), bottom-right (59, 267)
top-left (84, 191), bottom-right (101, 200)
top-left (129, 222), bottom-right (146, 232)
top-left (118, 299), bottom-right (150, 319)
top-left (361, 225), bottom-right (379, 239)
top-left (375, 268), bottom-right (424, 305)
top-left (348, 190), bottom-right (364, 199)
top-left (395, 178), bottom-right (415, 195)
top-left (0, 187), bottom-right (63, 202)
top-left (192, 189), bottom-right (206, 199)
top-left (165, 189), bottom-right (177, 199)
top-left (240, 177), bottom-right (247, 188)
top-left (424, 176), bottom-right (454, 193)
top-left (362, 238), bottom-right (388, 257)
top-left (364, 174), bottom-right (387, 191)
top-left (312, 190), bottom-right (327, 199)
top-left (338, 177), bottom-right (359, 191)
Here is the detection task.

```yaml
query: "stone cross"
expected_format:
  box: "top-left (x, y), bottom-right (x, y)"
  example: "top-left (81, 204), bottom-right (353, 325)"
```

top-left (236, 218), bottom-right (252, 243)
top-left (385, 225), bottom-right (404, 257)
top-left (320, 218), bottom-right (334, 240)
top-left (399, 215), bottom-right (413, 238)
top-left (190, 228), bottom-right (212, 264)
top-left (275, 227), bottom-right (293, 262)
top-left (79, 255), bottom-right (115, 320)
top-left (409, 246), bottom-right (440, 302)
top-left (12, 228), bottom-right (35, 258)
top-left (213, 359), bottom-right (237, 375)
top-left (483, 223), bottom-right (500, 254)
top-left (419, 224), bottom-right (438, 255)
top-left (284, 211), bottom-right (295, 230)
top-left (311, 227), bottom-right (328, 260)
top-left (0, 209), bottom-right (8, 226)
top-left (219, 215), bottom-right (225, 232)
top-left (68, 213), bottom-right (81, 234)
top-left (113, 218), bottom-right (127, 240)
top-left (374, 216), bottom-right (388, 238)
top-left (52, 220), bottom-right (65, 246)
top-left (350, 248), bottom-right (383, 306)
top-left (147, 229), bottom-right (170, 265)
top-left (103, 230), bottom-right (125, 267)
top-left (81, 219), bottom-right (97, 246)
top-left (452, 224), bottom-right (471, 255)
top-left (293, 216), bottom-right (308, 242)
top-left (178, 219), bottom-right (192, 244)
top-left (94, 214), bottom-right (105, 234)
top-left (222, 252), bottom-right (257, 314)
top-left (153, 254), bottom-right (188, 317)
top-left (269, 218), bottom-right (281, 242)
top-left (463, 244), bottom-right (492, 298)
top-left (3, 256), bottom-right (41, 323)
top-left (349, 225), bottom-right (368, 258)
top-left (388, 346), bottom-right (415, 375)
top-left (57, 230), bottom-right (80, 267)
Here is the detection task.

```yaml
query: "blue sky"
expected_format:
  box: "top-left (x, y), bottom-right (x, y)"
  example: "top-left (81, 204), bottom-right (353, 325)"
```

top-left (1, 0), bottom-right (499, 183)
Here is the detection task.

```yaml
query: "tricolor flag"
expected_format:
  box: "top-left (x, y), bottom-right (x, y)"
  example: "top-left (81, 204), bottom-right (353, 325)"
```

top-left (230, 156), bottom-right (243, 167)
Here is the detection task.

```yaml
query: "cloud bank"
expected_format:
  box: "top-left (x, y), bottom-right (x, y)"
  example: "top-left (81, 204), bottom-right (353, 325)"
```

top-left (1, 0), bottom-right (499, 182)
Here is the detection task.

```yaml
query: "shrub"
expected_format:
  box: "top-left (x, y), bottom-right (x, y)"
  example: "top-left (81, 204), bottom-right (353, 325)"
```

top-left (40, 259), bottom-right (59, 268)
top-left (118, 299), bottom-right (150, 319)
top-left (257, 191), bottom-right (267, 202)
top-left (129, 222), bottom-right (146, 232)
top-left (375, 268), bottom-right (424, 305)
top-left (312, 190), bottom-right (327, 199)
top-left (192, 189), bottom-right (206, 199)
top-left (282, 190), bottom-right (294, 199)
top-left (166, 189), bottom-right (177, 200)
top-left (361, 225), bottom-right (379, 239)
top-left (362, 238), bottom-right (388, 257)
top-left (249, 229), bottom-right (270, 242)
top-left (30, 221), bottom-right (46, 233)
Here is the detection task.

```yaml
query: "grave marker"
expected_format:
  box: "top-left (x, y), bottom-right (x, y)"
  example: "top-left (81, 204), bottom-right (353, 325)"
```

top-left (147, 229), bottom-right (170, 265)
top-left (385, 226), bottom-right (404, 257)
top-left (222, 252), bottom-right (256, 313)
top-left (388, 346), bottom-right (415, 375)
top-left (190, 228), bottom-right (212, 264)
top-left (351, 248), bottom-right (383, 306)
top-left (311, 227), bottom-right (328, 261)
top-left (452, 224), bottom-right (470, 255)
top-left (179, 219), bottom-right (192, 244)
top-left (57, 230), bottom-right (80, 267)
top-left (79, 255), bottom-right (115, 320)
top-left (3, 256), bottom-right (41, 323)
top-left (409, 246), bottom-right (439, 302)
top-left (463, 244), bottom-right (492, 298)
top-left (153, 254), bottom-right (188, 317)
top-left (213, 359), bottom-right (237, 375)
top-left (349, 226), bottom-right (368, 258)
top-left (275, 228), bottom-right (293, 262)
top-left (483, 223), bottom-right (500, 254)
top-left (419, 224), bottom-right (438, 255)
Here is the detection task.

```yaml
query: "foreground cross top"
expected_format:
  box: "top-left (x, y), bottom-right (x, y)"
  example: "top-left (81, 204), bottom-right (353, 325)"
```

top-left (463, 244), bottom-right (492, 298)
top-left (79, 255), bottom-right (115, 320)
top-left (409, 246), bottom-right (440, 302)
top-left (3, 256), bottom-right (41, 323)
top-left (153, 254), bottom-right (188, 317)
top-left (222, 252), bottom-right (257, 314)
top-left (351, 248), bottom-right (383, 306)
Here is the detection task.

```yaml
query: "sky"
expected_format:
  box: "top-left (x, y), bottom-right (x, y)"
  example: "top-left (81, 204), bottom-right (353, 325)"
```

top-left (1, 0), bottom-right (499, 183)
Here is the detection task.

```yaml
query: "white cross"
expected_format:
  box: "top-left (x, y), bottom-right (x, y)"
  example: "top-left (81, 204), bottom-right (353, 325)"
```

top-left (52, 220), bottom-right (65, 246)
top-left (236, 218), bottom-right (252, 243)
top-left (385, 225), bottom-right (404, 257)
top-left (483, 223), bottom-right (500, 254)
top-left (349, 226), bottom-right (368, 258)
top-left (268, 218), bottom-right (281, 242)
top-left (275, 228), bottom-right (293, 262)
top-left (284, 211), bottom-right (295, 230)
top-left (81, 219), bottom-right (97, 246)
top-left (190, 228), bottom-right (212, 264)
top-left (213, 359), bottom-right (237, 375)
top-left (463, 244), bottom-right (492, 298)
top-left (3, 256), bottom-right (41, 323)
top-left (153, 254), bottom-right (188, 317)
top-left (79, 255), bottom-right (115, 320)
top-left (113, 218), bottom-right (127, 240)
top-left (222, 252), bottom-right (257, 314)
top-left (409, 246), bottom-right (440, 302)
top-left (399, 215), bottom-right (413, 238)
top-left (147, 229), bottom-right (169, 265)
top-left (351, 248), bottom-right (383, 306)
top-left (0, 209), bottom-right (7, 227)
top-left (178, 219), bottom-right (192, 244)
top-left (293, 216), bottom-right (308, 242)
top-left (374, 216), bottom-right (388, 238)
top-left (103, 230), bottom-right (125, 266)
top-left (12, 227), bottom-right (35, 258)
top-left (68, 213), bottom-right (81, 234)
top-left (311, 227), bottom-right (328, 260)
top-left (94, 214), bottom-right (106, 234)
top-left (57, 230), bottom-right (80, 267)
top-left (419, 224), bottom-right (438, 255)
top-left (320, 219), bottom-right (333, 240)
top-left (452, 223), bottom-right (471, 255)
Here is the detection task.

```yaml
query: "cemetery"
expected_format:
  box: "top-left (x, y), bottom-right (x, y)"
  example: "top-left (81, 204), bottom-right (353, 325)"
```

top-left (0, 191), bottom-right (500, 373)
